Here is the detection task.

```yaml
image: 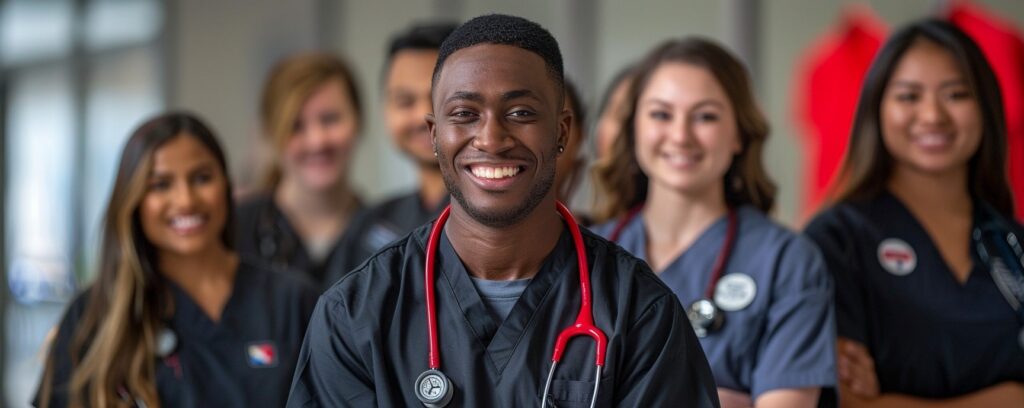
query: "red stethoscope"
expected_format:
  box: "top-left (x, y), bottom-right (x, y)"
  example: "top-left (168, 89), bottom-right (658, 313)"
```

top-left (609, 205), bottom-right (738, 338)
top-left (414, 202), bottom-right (607, 408)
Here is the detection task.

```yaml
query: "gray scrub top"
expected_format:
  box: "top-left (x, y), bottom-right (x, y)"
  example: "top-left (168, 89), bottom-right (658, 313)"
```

top-left (595, 205), bottom-right (836, 399)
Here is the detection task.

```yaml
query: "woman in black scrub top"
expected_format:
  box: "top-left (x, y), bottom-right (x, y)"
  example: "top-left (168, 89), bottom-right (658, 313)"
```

top-left (805, 20), bottom-right (1024, 406)
top-left (35, 113), bottom-right (318, 407)
top-left (235, 53), bottom-right (364, 287)
top-left (592, 38), bottom-right (836, 408)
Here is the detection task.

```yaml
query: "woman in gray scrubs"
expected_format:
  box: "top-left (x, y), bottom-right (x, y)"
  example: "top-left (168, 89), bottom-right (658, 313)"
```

top-left (592, 37), bottom-right (836, 408)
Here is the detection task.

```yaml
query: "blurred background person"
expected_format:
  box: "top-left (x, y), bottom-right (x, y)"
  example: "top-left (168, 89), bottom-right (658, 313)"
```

top-left (594, 64), bottom-right (637, 163)
top-left (805, 19), bottom-right (1024, 407)
top-left (592, 38), bottom-right (836, 408)
top-left (34, 112), bottom-right (317, 407)
top-left (332, 22), bottom-right (456, 279)
top-left (235, 53), bottom-right (364, 287)
top-left (555, 79), bottom-right (587, 206)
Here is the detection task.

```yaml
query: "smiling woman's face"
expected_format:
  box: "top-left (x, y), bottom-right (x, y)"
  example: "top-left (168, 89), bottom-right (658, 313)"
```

top-left (428, 43), bottom-right (569, 227)
top-left (634, 62), bottom-right (741, 197)
top-left (140, 134), bottom-right (229, 257)
top-left (880, 38), bottom-right (982, 178)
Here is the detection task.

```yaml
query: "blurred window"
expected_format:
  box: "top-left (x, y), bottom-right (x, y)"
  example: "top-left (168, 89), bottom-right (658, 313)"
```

top-left (1, 1), bottom-right (165, 406)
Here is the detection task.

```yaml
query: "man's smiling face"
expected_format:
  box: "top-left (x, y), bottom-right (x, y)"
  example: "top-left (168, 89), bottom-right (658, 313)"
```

top-left (428, 43), bottom-right (568, 228)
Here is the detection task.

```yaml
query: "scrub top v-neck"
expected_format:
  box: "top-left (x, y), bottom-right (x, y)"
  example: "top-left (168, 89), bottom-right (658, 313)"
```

top-left (35, 259), bottom-right (319, 407)
top-left (805, 191), bottom-right (1024, 398)
top-left (235, 193), bottom-right (362, 288)
top-left (594, 205), bottom-right (836, 400)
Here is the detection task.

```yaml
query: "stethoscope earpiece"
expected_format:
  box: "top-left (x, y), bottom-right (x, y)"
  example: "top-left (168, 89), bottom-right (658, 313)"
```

top-left (415, 369), bottom-right (454, 408)
top-left (686, 298), bottom-right (724, 338)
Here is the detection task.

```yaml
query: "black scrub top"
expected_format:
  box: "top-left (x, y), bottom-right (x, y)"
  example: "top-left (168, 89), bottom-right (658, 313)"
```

top-left (805, 191), bottom-right (1024, 398)
top-left (327, 190), bottom-right (448, 283)
top-left (287, 222), bottom-right (721, 407)
top-left (35, 259), bottom-right (319, 407)
top-left (235, 193), bottom-right (362, 288)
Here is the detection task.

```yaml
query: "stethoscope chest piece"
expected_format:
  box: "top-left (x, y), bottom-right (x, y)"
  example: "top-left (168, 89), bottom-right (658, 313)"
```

top-left (415, 369), bottom-right (453, 407)
top-left (687, 298), bottom-right (724, 338)
top-left (156, 327), bottom-right (178, 358)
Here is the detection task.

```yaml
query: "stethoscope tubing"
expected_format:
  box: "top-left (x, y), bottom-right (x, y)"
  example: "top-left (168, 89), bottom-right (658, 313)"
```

top-left (422, 201), bottom-right (606, 407)
top-left (610, 205), bottom-right (737, 300)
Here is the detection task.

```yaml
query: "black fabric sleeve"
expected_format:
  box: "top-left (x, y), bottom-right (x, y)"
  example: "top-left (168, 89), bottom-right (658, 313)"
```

top-left (286, 296), bottom-right (375, 408)
top-left (323, 211), bottom-right (373, 288)
top-left (33, 294), bottom-right (89, 408)
top-left (615, 293), bottom-right (721, 407)
top-left (804, 212), bottom-right (869, 345)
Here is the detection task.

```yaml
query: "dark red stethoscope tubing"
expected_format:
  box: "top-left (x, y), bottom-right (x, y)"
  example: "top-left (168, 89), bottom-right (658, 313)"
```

top-left (609, 205), bottom-right (738, 300)
top-left (424, 205), bottom-right (450, 369)
top-left (424, 202), bottom-right (607, 370)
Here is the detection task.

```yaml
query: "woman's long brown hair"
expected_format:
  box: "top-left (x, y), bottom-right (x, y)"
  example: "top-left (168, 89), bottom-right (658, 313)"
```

top-left (831, 19), bottom-right (1013, 217)
top-left (38, 112), bottom-right (234, 408)
top-left (592, 37), bottom-right (776, 223)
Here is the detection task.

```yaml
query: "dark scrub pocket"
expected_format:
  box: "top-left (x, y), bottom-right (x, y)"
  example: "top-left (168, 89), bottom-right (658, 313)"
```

top-left (544, 376), bottom-right (613, 408)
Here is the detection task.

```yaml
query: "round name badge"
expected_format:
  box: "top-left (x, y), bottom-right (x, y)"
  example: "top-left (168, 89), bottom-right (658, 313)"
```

top-left (714, 273), bottom-right (757, 312)
top-left (877, 238), bottom-right (917, 276)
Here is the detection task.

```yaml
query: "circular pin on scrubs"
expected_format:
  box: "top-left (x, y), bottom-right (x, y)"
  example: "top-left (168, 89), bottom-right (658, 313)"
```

top-left (156, 327), bottom-right (177, 357)
top-left (687, 299), bottom-right (724, 338)
top-left (714, 273), bottom-right (757, 312)
top-left (415, 369), bottom-right (453, 408)
top-left (877, 238), bottom-right (917, 276)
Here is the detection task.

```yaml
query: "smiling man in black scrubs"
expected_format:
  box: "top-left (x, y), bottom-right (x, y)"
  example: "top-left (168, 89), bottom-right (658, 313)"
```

top-left (287, 14), bottom-right (719, 407)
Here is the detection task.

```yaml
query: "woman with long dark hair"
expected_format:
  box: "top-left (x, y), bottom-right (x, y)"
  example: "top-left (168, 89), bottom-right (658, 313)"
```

top-left (805, 19), bottom-right (1024, 406)
top-left (593, 38), bottom-right (836, 407)
top-left (35, 112), bottom-right (317, 407)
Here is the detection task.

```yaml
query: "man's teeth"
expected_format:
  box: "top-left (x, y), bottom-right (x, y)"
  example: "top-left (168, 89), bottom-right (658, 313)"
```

top-left (471, 166), bottom-right (520, 179)
top-left (171, 215), bottom-right (204, 229)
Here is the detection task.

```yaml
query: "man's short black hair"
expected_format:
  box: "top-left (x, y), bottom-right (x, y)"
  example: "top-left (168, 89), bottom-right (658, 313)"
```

top-left (382, 21), bottom-right (458, 82)
top-left (432, 14), bottom-right (564, 91)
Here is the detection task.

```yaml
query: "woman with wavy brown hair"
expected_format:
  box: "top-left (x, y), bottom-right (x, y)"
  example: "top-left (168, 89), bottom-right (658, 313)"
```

top-left (592, 37), bottom-right (836, 407)
top-left (34, 112), bottom-right (317, 407)
top-left (804, 19), bottom-right (1024, 406)
top-left (235, 53), bottom-right (363, 287)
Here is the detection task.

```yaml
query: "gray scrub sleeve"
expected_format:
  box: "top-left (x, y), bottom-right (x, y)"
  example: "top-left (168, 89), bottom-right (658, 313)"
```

top-left (750, 235), bottom-right (837, 398)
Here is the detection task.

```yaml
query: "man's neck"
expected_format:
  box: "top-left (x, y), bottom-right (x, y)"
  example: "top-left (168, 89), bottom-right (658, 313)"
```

top-left (445, 196), bottom-right (563, 281)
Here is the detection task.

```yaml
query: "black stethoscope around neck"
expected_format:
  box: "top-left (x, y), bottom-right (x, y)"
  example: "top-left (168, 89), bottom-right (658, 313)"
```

top-left (414, 201), bottom-right (607, 408)
top-left (609, 204), bottom-right (738, 338)
top-left (972, 207), bottom-right (1024, 351)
